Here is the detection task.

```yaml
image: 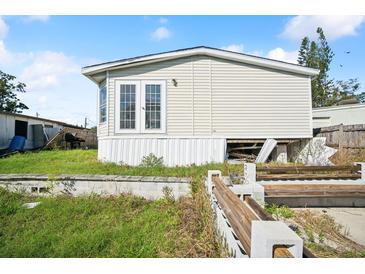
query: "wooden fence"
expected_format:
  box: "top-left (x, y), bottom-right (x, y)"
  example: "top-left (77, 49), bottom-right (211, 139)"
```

top-left (315, 124), bottom-right (365, 149)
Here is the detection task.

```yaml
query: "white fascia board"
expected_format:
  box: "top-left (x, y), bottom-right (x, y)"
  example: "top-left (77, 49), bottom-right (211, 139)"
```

top-left (313, 103), bottom-right (365, 112)
top-left (81, 47), bottom-right (320, 78)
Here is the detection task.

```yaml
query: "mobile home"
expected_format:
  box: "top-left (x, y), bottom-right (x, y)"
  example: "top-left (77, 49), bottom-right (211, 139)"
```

top-left (82, 46), bottom-right (319, 166)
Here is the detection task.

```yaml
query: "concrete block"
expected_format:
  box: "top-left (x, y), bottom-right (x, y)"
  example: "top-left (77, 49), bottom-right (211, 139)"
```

top-left (354, 162), bottom-right (365, 181)
top-left (231, 183), bottom-right (265, 204)
top-left (207, 170), bottom-right (222, 196)
top-left (251, 221), bottom-right (303, 258)
top-left (273, 144), bottom-right (288, 163)
top-left (243, 163), bottom-right (256, 184)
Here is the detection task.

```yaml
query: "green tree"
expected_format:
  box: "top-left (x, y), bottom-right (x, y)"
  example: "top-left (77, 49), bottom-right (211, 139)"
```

top-left (0, 70), bottom-right (28, 113)
top-left (297, 27), bottom-right (364, 107)
top-left (297, 27), bottom-right (334, 107)
top-left (328, 78), bottom-right (365, 105)
top-left (297, 37), bottom-right (310, 65)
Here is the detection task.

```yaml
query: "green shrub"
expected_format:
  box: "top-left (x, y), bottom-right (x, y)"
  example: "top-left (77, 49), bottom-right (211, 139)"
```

top-left (139, 153), bottom-right (164, 168)
top-left (264, 203), bottom-right (294, 219)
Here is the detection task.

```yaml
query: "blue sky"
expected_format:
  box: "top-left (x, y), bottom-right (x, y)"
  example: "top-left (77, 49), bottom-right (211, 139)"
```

top-left (1, 15), bottom-right (365, 126)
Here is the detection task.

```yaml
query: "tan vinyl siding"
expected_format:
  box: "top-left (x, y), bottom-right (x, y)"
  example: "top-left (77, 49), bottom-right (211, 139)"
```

top-left (97, 123), bottom-right (108, 137)
top-left (210, 57), bottom-right (312, 138)
top-left (108, 56), bottom-right (196, 136)
top-left (106, 55), bottom-right (312, 138)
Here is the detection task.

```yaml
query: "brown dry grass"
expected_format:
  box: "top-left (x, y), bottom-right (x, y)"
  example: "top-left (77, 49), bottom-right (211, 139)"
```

top-left (330, 148), bottom-right (365, 165)
top-left (290, 209), bottom-right (365, 258)
top-left (159, 179), bottom-right (228, 258)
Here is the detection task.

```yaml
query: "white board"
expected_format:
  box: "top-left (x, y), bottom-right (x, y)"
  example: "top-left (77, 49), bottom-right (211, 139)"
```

top-left (255, 139), bottom-right (277, 163)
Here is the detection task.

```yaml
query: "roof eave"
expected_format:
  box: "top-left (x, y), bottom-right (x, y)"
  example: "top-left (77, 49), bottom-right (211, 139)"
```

top-left (82, 48), bottom-right (320, 77)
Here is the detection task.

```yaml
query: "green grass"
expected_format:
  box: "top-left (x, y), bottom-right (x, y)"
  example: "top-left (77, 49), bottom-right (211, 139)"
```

top-left (0, 150), bottom-right (229, 258)
top-left (0, 188), bottom-right (223, 258)
top-left (0, 149), bottom-right (242, 179)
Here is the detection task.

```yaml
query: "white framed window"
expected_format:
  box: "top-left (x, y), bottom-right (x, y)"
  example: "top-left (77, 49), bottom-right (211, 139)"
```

top-left (115, 80), bottom-right (166, 134)
top-left (99, 85), bottom-right (107, 123)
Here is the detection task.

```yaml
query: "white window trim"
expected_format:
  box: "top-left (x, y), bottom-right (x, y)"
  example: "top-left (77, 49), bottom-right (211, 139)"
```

top-left (114, 79), bottom-right (166, 134)
top-left (141, 80), bottom-right (166, 134)
top-left (115, 80), bottom-right (141, 134)
top-left (98, 80), bottom-right (107, 125)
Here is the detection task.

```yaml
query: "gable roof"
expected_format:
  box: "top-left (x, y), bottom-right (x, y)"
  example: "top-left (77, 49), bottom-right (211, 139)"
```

top-left (82, 46), bottom-right (319, 81)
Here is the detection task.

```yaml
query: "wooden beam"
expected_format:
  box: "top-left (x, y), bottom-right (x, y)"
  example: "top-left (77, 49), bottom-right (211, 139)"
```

top-left (256, 165), bottom-right (361, 173)
top-left (257, 173), bottom-right (361, 181)
top-left (212, 177), bottom-right (295, 258)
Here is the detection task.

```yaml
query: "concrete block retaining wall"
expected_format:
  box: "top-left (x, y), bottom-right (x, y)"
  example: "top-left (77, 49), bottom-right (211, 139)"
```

top-left (0, 174), bottom-right (190, 200)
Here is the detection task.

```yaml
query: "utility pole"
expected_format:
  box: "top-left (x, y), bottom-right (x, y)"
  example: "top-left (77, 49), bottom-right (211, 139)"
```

top-left (36, 112), bottom-right (39, 118)
top-left (84, 117), bottom-right (88, 128)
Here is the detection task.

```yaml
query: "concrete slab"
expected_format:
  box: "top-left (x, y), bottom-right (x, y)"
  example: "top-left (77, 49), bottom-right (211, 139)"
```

top-left (294, 207), bottom-right (365, 246)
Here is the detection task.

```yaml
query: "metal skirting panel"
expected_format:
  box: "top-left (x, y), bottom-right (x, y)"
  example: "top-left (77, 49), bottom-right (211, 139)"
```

top-left (98, 138), bottom-right (226, 166)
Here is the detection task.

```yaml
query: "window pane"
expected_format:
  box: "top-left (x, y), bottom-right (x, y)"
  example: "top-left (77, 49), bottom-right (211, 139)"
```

top-left (99, 86), bottom-right (107, 123)
top-left (145, 84), bottom-right (161, 129)
top-left (120, 84), bottom-right (136, 129)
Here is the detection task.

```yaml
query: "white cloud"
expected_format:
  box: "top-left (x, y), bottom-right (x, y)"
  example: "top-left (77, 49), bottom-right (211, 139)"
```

top-left (221, 44), bottom-right (244, 53)
top-left (266, 48), bottom-right (298, 64)
top-left (20, 51), bottom-right (79, 90)
top-left (0, 17), bottom-right (9, 40)
top-left (0, 40), bottom-right (33, 66)
top-left (159, 17), bottom-right (168, 24)
top-left (151, 27), bottom-right (171, 41)
top-left (0, 40), bottom-right (11, 63)
top-left (281, 15), bottom-right (365, 41)
top-left (22, 16), bottom-right (50, 23)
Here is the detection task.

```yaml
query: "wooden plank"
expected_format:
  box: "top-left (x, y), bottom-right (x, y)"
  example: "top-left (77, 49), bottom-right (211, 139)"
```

top-left (243, 196), bottom-right (293, 258)
top-left (213, 188), bottom-right (252, 254)
top-left (264, 184), bottom-right (365, 191)
top-left (228, 146), bottom-right (262, 151)
top-left (264, 184), bottom-right (365, 197)
top-left (212, 177), bottom-right (302, 258)
top-left (244, 196), bottom-right (274, 221)
top-left (273, 246), bottom-right (294, 258)
top-left (256, 165), bottom-right (361, 173)
top-left (265, 192), bottom-right (365, 198)
top-left (257, 173), bottom-right (361, 181)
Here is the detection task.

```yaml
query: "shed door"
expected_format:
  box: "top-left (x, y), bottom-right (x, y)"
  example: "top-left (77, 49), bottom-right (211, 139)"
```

top-left (15, 120), bottom-right (28, 138)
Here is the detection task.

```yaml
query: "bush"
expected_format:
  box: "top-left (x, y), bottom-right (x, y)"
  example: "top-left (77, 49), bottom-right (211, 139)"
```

top-left (140, 153), bottom-right (164, 168)
top-left (264, 203), bottom-right (294, 219)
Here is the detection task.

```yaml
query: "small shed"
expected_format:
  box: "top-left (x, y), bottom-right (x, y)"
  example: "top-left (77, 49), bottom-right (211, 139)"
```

top-left (0, 111), bottom-right (96, 150)
top-left (312, 103), bottom-right (365, 128)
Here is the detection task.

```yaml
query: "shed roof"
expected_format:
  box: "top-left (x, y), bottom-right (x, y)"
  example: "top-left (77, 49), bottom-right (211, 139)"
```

top-left (82, 46), bottom-right (319, 82)
top-left (0, 111), bottom-right (86, 129)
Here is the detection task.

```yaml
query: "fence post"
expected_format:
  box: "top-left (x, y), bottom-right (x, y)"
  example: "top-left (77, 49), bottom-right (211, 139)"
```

top-left (354, 162), bottom-right (365, 181)
top-left (207, 170), bottom-right (222, 195)
top-left (244, 163), bottom-right (256, 184)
